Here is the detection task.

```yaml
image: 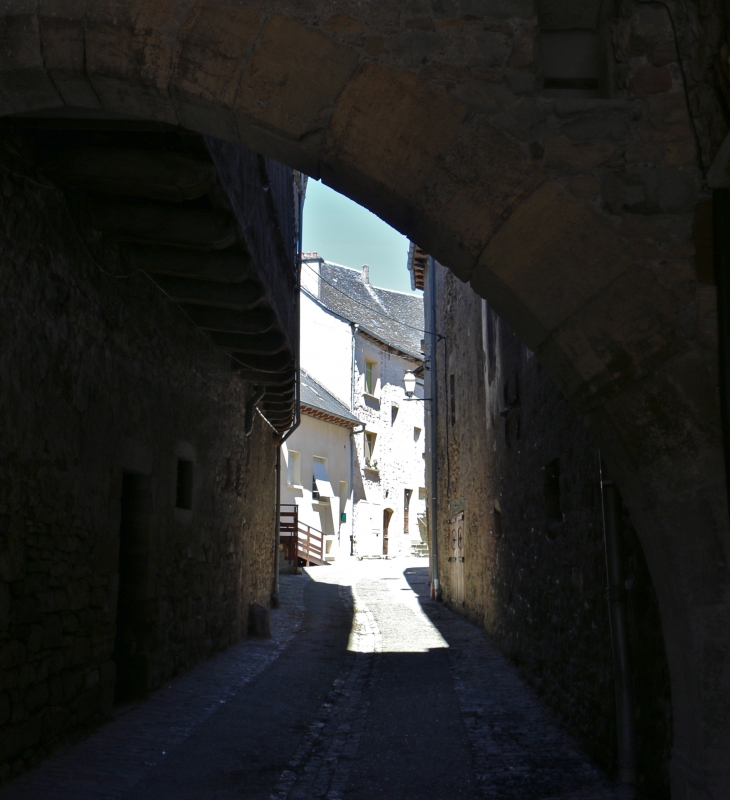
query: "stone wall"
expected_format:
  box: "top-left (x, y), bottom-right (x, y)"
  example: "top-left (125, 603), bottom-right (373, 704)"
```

top-left (0, 137), bottom-right (276, 781)
top-left (432, 264), bottom-right (672, 799)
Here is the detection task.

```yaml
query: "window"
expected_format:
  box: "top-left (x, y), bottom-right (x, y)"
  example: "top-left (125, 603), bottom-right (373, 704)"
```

top-left (413, 426), bottom-right (422, 442)
top-left (493, 506), bottom-right (502, 539)
top-left (541, 31), bottom-right (600, 97)
top-left (364, 432), bottom-right (377, 467)
top-left (365, 359), bottom-right (376, 395)
top-left (176, 459), bottom-right (193, 510)
top-left (287, 450), bottom-right (301, 486)
top-left (312, 457), bottom-right (334, 500)
top-left (404, 489), bottom-right (412, 534)
top-left (391, 405), bottom-right (399, 425)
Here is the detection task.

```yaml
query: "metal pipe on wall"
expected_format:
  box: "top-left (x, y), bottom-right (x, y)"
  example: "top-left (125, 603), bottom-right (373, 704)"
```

top-left (272, 447), bottom-right (282, 608)
top-left (599, 458), bottom-right (637, 799)
top-left (428, 257), bottom-right (441, 602)
top-left (350, 323), bottom-right (360, 557)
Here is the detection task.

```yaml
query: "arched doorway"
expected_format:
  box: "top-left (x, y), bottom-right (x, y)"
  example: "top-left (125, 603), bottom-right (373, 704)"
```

top-left (382, 508), bottom-right (393, 557)
top-left (0, 4), bottom-right (728, 794)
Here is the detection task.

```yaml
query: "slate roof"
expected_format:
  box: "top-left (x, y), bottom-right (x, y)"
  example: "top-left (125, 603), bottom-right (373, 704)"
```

top-left (300, 370), bottom-right (360, 426)
top-left (313, 261), bottom-right (424, 359)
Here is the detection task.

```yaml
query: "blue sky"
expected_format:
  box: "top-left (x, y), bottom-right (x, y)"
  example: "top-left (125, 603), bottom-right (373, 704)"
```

top-left (301, 179), bottom-right (417, 295)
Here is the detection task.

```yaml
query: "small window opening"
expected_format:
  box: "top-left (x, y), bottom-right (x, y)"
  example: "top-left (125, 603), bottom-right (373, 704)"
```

top-left (414, 426), bottom-right (422, 442)
top-left (312, 456), bottom-right (334, 500)
top-left (176, 459), bottom-right (193, 510)
top-left (391, 405), bottom-right (399, 425)
top-left (404, 489), bottom-right (412, 534)
top-left (449, 374), bottom-right (456, 426)
top-left (365, 360), bottom-right (376, 394)
top-left (364, 432), bottom-right (377, 467)
top-left (287, 450), bottom-right (301, 486)
top-left (493, 506), bottom-right (502, 538)
top-left (541, 31), bottom-right (600, 97)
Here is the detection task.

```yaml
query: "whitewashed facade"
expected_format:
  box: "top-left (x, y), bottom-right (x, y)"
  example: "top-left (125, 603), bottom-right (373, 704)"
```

top-left (280, 377), bottom-right (356, 561)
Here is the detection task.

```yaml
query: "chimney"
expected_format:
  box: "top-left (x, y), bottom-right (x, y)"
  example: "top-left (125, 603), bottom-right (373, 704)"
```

top-left (361, 264), bottom-right (370, 284)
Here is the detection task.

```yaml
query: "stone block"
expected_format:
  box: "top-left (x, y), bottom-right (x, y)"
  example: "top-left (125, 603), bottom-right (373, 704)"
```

top-left (509, 20), bottom-right (538, 69)
top-left (472, 183), bottom-right (632, 349)
top-left (0, 529), bottom-right (26, 583)
top-left (171, 3), bottom-right (262, 142)
top-left (560, 109), bottom-right (632, 142)
top-left (652, 41), bottom-right (678, 67)
top-left (630, 65), bottom-right (673, 97)
top-left (0, 6), bottom-right (63, 113)
top-left (568, 175), bottom-right (601, 198)
top-left (38, 3), bottom-right (101, 108)
top-left (83, 1), bottom-right (185, 123)
top-left (625, 167), bottom-right (700, 214)
top-left (70, 636), bottom-right (90, 666)
top-left (326, 61), bottom-right (468, 201)
top-left (27, 625), bottom-right (43, 653)
top-left (66, 581), bottom-right (89, 612)
top-left (235, 15), bottom-right (359, 141)
top-left (543, 135), bottom-right (615, 170)
top-left (24, 681), bottom-right (49, 712)
top-left (545, 266), bottom-right (683, 407)
top-left (0, 641), bottom-right (26, 673)
top-left (415, 112), bottom-right (545, 279)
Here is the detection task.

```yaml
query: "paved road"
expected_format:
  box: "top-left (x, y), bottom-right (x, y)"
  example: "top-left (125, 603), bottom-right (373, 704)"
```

top-left (0, 558), bottom-right (615, 799)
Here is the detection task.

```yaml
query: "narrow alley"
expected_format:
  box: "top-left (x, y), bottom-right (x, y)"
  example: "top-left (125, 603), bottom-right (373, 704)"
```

top-left (0, 559), bottom-right (615, 800)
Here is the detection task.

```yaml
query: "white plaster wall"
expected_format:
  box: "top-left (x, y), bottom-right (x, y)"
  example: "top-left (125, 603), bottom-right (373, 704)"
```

top-left (300, 282), bottom-right (353, 407)
top-left (281, 413), bottom-right (353, 560)
top-left (352, 335), bottom-right (426, 558)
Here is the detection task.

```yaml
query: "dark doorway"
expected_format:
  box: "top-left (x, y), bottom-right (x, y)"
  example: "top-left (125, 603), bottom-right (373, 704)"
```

top-left (113, 472), bottom-right (152, 705)
top-left (383, 508), bottom-right (393, 556)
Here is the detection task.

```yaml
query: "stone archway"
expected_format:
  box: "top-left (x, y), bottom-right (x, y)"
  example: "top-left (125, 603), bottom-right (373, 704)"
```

top-left (0, 3), bottom-right (728, 797)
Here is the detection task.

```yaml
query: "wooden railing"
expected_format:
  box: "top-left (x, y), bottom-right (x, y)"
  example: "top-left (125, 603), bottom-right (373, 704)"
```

top-left (279, 505), bottom-right (325, 566)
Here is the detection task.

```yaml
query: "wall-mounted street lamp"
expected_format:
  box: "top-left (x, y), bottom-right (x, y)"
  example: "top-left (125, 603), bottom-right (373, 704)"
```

top-left (403, 370), bottom-right (432, 401)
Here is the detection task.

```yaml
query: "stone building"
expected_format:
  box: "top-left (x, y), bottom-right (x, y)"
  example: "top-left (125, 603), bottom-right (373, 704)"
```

top-left (1, 1), bottom-right (729, 795)
top-left (0, 120), bottom-right (301, 779)
top-left (413, 248), bottom-right (673, 798)
top-left (299, 256), bottom-right (426, 559)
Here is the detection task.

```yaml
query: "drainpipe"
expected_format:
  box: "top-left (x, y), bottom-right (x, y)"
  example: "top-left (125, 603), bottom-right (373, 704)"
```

top-left (599, 458), bottom-right (636, 800)
top-left (713, 188), bottom-right (730, 507)
top-left (428, 257), bottom-right (441, 602)
top-left (272, 178), bottom-right (305, 608)
top-left (349, 323), bottom-right (361, 557)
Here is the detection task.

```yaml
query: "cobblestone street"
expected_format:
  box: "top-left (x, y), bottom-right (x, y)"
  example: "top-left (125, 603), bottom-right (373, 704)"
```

top-left (0, 558), bottom-right (616, 799)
